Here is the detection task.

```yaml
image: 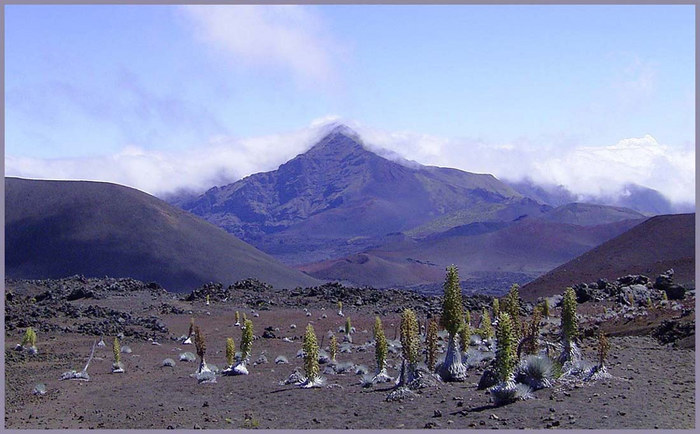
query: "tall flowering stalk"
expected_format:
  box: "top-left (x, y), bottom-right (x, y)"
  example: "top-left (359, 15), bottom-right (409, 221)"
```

top-left (437, 266), bottom-right (467, 382)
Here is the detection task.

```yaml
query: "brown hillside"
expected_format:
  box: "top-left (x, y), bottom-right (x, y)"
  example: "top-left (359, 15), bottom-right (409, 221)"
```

top-left (5, 177), bottom-right (321, 292)
top-left (521, 213), bottom-right (695, 301)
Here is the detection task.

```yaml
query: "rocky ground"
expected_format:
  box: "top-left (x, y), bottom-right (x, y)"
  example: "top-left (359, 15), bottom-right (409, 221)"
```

top-left (4, 275), bottom-right (695, 429)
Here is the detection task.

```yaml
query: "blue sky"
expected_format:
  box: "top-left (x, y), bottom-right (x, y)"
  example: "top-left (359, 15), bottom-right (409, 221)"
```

top-left (5, 5), bottom-right (695, 204)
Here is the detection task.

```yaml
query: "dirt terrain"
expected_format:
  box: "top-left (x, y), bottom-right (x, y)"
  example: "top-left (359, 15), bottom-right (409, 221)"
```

top-left (4, 276), bottom-right (695, 430)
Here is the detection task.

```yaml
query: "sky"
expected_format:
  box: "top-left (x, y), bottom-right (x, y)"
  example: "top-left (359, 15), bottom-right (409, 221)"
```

top-left (5, 5), bottom-right (696, 205)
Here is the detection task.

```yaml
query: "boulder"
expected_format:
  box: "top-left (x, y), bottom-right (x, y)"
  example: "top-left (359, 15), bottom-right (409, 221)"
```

top-left (666, 284), bottom-right (686, 300)
top-left (66, 288), bottom-right (95, 301)
top-left (617, 274), bottom-right (649, 286)
top-left (573, 283), bottom-right (606, 303)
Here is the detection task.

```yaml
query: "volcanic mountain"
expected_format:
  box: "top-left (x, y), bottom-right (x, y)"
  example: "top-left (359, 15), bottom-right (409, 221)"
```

top-left (178, 125), bottom-right (548, 265)
top-left (5, 177), bottom-right (321, 292)
top-left (520, 213), bottom-right (695, 301)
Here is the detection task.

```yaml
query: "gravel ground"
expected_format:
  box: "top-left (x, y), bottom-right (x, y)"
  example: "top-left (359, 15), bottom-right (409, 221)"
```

top-left (4, 277), bottom-right (695, 429)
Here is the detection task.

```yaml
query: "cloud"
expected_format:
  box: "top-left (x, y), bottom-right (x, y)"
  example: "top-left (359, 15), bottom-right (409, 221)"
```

top-left (180, 5), bottom-right (342, 86)
top-left (6, 120), bottom-right (695, 206)
top-left (6, 127), bottom-right (320, 197)
top-left (350, 125), bottom-right (695, 205)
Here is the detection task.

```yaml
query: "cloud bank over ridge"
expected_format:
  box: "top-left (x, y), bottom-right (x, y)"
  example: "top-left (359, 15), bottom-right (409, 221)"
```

top-left (6, 118), bottom-right (694, 208)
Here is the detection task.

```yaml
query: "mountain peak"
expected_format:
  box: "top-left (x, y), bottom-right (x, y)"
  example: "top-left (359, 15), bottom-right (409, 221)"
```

top-left (307, 123), bottom-right (366, 157)
top-left (325, 122), bottom-right (359, 137)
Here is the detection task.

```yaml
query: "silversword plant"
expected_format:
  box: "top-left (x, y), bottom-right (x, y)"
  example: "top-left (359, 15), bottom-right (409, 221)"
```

top-left (437, 265), bottom-right (467, 382)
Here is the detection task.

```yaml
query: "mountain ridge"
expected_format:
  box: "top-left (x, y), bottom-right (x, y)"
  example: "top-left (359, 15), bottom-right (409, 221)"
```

top-left (178, 126), bottom-right (530, 264)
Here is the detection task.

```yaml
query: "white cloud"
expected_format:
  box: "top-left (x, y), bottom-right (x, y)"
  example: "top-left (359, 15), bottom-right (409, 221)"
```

top-left (6, 127), bottom-right (320, 197)
top-left (181, 5), bottom-right (341, 86)
top-left (349, 126), bottom-right (695, 205)
top-left (6, 120), bottom-right (695, 206)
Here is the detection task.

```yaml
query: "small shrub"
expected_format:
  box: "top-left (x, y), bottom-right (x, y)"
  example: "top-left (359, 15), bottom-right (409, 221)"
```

top-left (517, 354), bottom-right (554, 390)
top-left (33, 383), bottom-right (47, 395)
top-left (495, 312), bottom-right (516, 382)
top-left (426, 318), bottom-right (438, 371)
top-left (398, 308), bottom-right (421, 386)
top-left (194, 326), bottom-right (207, 373)
top-left (560, 287), bottom-right (580, 364)
top-left (113, 337), bottom-right (121, 363)
top-left (329, 334), bottom-right (338, 362)
top-left (479, 309), bottom-right (494, 339)
top-left (243, 413), bottom-right (260, 429)
top-left (302, 324), bottom-right (320, 385)
top-left (441, 265), bottom-right (463, 336)
top-left (235, 311), bottom-right (240, 325)
top-left (505, 284), bottom-right (521, 339)
top-left (490, 381), bottom-right (532, 406)
top-left (437, 265), bottom-right (467, 382)
top-left (400, 309), bottom-right (420, 365)
top-left (226, 337), bottom-right (235, 367)
top-left (179, 352), bottom-right (196, 362)
top-left (241, 319), bottom-right (254, 361)
top-left (541, 299), bottom-right (550, 318)
top-left (21, 327), bottom-right (37, 349)
top-left (492, 298), bottom-right (500, 318)
top-left (345, 317), bottom-right (352, 335)
top-left (112, 337), bottom-right (124, 372)
top-left (521, 307), bottom-right (542, 356)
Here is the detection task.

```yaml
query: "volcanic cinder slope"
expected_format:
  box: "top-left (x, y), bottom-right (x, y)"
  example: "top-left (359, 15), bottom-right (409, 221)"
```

top-left (5, 177), bottom-right (321, 292)
top-left (520, 213), bottom-right (695, 301)
top-left (299, 210), bottom-right (646, 291)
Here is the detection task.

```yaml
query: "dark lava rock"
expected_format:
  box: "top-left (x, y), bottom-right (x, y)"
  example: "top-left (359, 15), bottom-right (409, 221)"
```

top-left (653, 318), bottom-right (695, 346)
top-left (66, 287), bottom-right (96, 301)
top-left (262, 330), bottom-right (276, 339)
top-left (666, 285), bottom-right (686, 300)
top-left (654, 269), bottom-right (685, 299)
top-left (184, 282), bottom-right (226, 302)
top-left (654, 269), bottom-right (674, 290)
top-left (617, 274), bottom-right (649, 286)
top-left (573, 283), bottom-right (606, 303)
